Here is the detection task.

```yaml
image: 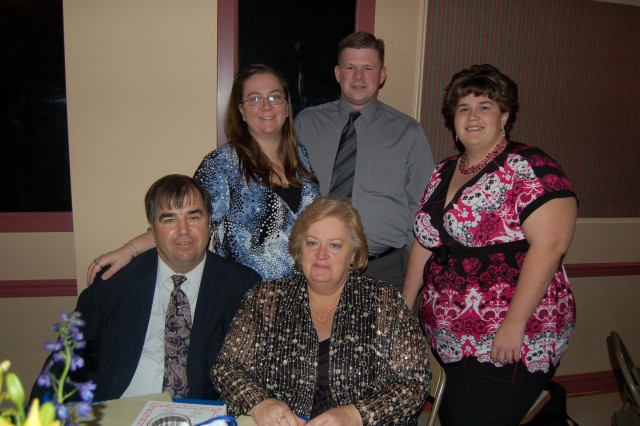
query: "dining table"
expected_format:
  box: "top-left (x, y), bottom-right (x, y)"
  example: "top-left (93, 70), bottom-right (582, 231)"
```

top-left (80, 393), bottom-right (256, 426)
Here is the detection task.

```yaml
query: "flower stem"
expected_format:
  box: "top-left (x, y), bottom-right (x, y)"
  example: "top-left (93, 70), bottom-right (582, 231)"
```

top-left (56, 332), bottom-right (72, 405)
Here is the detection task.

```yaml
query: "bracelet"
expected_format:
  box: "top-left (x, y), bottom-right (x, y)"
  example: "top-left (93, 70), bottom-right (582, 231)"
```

top-left (124, 241), bottom-right (138, 258)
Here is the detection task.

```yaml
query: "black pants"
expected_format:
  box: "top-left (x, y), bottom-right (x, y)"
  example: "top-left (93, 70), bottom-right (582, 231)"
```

top-left (439, 357), bottom-right (552, 426)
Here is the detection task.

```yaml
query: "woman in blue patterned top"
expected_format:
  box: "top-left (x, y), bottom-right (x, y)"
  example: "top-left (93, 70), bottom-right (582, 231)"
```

top-left (88, 64), bottom-right (320, 282)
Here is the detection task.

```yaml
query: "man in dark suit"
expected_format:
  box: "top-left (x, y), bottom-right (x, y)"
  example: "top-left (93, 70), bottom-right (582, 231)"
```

top-left (32, 174), bottom-right (260, 402)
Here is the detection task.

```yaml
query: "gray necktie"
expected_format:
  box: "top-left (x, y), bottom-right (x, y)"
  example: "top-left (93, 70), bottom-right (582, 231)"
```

top-left (163, 274), bottom-right (191, 398)
top-left (329, 111), bottom-right (361, 197)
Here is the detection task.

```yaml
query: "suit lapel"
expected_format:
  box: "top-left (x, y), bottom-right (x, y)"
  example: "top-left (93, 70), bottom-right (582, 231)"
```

top-left (189, 253), bottom-right (218, 356)
top-left (116, 254), bottom-right (158, 387)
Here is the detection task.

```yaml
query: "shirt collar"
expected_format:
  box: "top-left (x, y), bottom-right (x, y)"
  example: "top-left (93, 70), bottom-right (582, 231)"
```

top-left (157, 254), bottom-right (206, 291)
top-left (338, 96), bottom-right (380, 124)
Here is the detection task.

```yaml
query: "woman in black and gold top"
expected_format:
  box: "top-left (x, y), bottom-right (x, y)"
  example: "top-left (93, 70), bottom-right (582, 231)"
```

top-left (212, 197), bottom-right (431, 425)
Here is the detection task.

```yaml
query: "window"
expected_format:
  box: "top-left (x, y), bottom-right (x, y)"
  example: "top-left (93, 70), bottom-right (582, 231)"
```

top-left (217, 0), bottom-right (375, 144)
top-left (0, 0), bottom-right (71, 214)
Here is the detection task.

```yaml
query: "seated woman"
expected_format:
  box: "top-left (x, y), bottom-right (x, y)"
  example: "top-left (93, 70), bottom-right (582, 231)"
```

top-left (212, 197), bottom-right (431, 425)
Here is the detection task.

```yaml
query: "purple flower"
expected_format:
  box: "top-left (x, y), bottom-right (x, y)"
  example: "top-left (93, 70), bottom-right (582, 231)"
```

top-left (69, 356), bottom-right (84, 372)
top-left (44, 341), bottom-right (62, 352)
top-left (37, 372), bottom-right (52, 387)
top-left (56, 403), bottom-right (69, 420)
top-left (71, 331), bottom-right (84, 343)
top-left (77, 381), bottom-right (96, 402)
top-left (52, 352), bottom-right (66, 363)
top-left (74, 401), bottom-right (93, 418)
top-left (40, 311), bottom-right (94, 423)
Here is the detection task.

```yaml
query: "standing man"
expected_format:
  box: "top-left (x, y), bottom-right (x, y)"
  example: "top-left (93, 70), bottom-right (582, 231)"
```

top-left (295, 31), bottom-right (434, 289)
top-left (32, 175), bottom-right (260, 402)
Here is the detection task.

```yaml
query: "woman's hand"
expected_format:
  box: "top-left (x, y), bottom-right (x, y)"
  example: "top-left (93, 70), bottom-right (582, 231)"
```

top-left (87, 245), bottom-right (136, 284)
top-left (306, 405), bottom-right (362, 426)
top-left (86, 231), bottom-right (155, 285)
top-left (491, 318), bottom-right (525, 365)
top-left (248, 399), bottom-right (307, 426)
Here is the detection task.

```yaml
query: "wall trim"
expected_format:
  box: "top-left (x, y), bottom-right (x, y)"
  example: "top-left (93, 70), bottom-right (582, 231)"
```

top-left (0, 212), bottom-right (73, 232)
top-left (2, 261), bottom-right (637, 298)
top-left (565, 262), bottom-right (640, 278)
top-left (356, 0), bottom-right (376, 32)
top-left (557, 370), bottom-right (622, 396)
top-left (0, 280), bottom-right (77, 298)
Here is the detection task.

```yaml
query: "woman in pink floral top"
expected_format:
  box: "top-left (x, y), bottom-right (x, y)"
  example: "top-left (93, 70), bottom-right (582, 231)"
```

top-left (403, 64), bottom-right (578, 425)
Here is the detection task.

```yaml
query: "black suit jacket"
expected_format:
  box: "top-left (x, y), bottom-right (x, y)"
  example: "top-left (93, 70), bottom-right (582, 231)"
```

top-left (32, 250), bottom-right (259, 402)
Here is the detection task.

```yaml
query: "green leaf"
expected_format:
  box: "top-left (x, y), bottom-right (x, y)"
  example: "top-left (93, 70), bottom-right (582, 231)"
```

top-left (5, 373), bottom-right (24, 407)
top-left (38, 401), bottom-right (56, 425)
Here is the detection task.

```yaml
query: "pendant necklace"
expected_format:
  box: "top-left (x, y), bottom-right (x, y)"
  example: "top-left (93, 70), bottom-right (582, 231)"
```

top-left (313, 304), bottom-right (334, 322)
top-left (458, 137), bottom-right (508, 175)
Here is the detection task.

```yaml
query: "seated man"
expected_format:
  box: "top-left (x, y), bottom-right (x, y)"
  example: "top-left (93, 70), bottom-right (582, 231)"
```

top-left (31, 174), bottom-right (260, 402)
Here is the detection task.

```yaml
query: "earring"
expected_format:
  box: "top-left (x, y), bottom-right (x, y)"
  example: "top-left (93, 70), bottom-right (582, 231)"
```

top-left (501, 127), bottom-right (506, 138)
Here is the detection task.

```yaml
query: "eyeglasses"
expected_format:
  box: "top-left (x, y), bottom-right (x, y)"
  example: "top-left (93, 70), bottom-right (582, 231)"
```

top-left (240, 95), bottom-right (288, 107)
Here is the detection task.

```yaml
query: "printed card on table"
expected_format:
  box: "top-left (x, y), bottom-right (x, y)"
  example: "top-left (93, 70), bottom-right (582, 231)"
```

top-left (132, 400), bottom-right (227, 426)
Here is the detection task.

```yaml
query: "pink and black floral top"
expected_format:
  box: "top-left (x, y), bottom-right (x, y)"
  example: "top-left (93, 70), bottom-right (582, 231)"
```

top-left (414, 141), bottom-right (577, 373)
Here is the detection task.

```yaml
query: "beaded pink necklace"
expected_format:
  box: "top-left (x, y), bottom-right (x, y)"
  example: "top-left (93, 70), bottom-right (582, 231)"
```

top-left (458, 138), bottom-right (508, 175)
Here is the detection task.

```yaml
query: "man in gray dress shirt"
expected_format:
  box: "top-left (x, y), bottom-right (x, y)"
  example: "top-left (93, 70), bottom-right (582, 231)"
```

top-left (295, 31), bottom-right (434, 289)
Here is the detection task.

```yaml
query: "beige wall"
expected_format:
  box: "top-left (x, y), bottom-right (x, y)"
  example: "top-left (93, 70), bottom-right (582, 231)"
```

top-left (65, 0), bottom-right (219, 282)
top-left (559, 220), bottom-right (640, 375)
top-left (375, 0), bottom-right (427, 117)
top-left (1, 0), bottom-right (638, 397)
top-left (1, 0), bottom-right (220, 397)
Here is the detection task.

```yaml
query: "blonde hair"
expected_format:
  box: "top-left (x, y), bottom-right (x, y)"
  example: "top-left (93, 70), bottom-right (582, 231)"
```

top-left (289, 196), bottom-right (368, 272)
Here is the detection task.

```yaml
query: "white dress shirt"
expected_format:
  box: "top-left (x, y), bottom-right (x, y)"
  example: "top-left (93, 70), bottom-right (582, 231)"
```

top-left (121, 255), bottom-right (205, 398)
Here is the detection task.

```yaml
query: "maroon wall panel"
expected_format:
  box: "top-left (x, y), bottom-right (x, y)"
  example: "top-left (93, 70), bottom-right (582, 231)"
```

top-left (421, 0), bottom-right (640, 217)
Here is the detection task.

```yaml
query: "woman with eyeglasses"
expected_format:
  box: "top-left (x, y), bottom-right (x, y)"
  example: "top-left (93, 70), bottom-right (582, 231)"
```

top-left (87, 64), bottom-right (320, 282)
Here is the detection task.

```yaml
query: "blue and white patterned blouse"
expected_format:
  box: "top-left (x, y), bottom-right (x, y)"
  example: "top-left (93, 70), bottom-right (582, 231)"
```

top-left (194, 143), bottom-right (320, 280)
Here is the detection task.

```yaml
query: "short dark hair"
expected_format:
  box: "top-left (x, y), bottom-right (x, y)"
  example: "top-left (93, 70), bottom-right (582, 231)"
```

top-left (442, 64), bottom-right (519, 149)
top-left (337, 31), bottom-right (385, 66)
top-left (145, 174), bottom-right (212, 225)
top-left (289, 196), bottom-right (368, 272)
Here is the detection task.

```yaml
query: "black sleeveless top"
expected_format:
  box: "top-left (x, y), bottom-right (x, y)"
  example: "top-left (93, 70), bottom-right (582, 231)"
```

top-left (310, 339), bottom-right (337, 417)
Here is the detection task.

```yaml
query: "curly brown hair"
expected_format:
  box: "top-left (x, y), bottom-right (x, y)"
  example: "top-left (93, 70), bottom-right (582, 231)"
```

top-left (442, 64), bottom-right (519, 151)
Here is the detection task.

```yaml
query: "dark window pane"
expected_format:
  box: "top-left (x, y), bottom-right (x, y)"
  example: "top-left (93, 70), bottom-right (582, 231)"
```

top-left (0, 0), bottom-right (71, 212)
top-left (238, 0), bottom-right (356, 116)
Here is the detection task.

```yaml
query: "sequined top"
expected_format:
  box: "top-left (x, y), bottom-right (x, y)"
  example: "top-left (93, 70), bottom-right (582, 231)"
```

top-left (211, 271), bottom-right (431, 424)
top-left (194, 143), bottom-right (320, 280)
top-left (414, 141), bottom-right (577, 373)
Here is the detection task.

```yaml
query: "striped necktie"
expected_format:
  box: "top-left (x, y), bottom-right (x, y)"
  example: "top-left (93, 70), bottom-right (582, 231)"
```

top-left (329, 110), bottom-right (361, 197)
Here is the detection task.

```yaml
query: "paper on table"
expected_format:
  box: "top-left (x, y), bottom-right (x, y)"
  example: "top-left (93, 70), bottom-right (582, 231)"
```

top-left (81, 393), bottom-right (173, 426)
top-left (132, 400), bottom-right (226, 426)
